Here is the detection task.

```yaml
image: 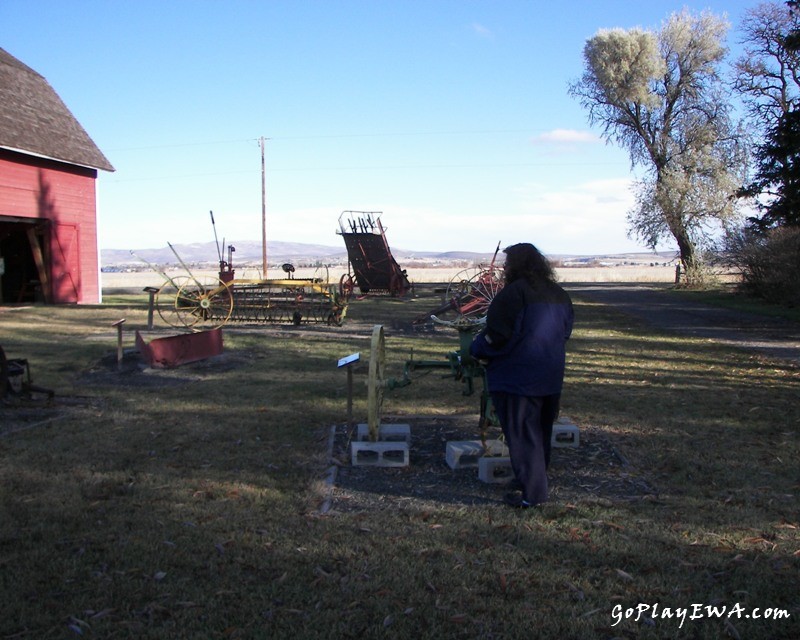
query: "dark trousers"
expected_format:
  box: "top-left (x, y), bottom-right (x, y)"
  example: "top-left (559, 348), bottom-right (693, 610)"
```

top-left (491, 392), bottom-right (560, 505)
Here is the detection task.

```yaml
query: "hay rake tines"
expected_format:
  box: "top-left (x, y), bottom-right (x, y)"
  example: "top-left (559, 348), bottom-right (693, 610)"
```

top-left (226, 278), bottom-right (346, 326)
top-left (138, 244), bottom-right (346, 330)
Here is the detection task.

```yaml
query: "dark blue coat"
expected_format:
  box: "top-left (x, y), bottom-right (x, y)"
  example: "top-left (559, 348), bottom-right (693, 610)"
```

top-left (470, 278), bottom-right (573, 397)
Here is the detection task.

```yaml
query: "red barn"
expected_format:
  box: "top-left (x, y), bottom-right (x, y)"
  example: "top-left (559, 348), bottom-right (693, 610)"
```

top-left (0, 47), bottom-right (114, 304)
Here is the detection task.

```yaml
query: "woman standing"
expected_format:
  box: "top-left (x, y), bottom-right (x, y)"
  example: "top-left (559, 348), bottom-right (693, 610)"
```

top-left (470, 243), bottom-right (574, 508)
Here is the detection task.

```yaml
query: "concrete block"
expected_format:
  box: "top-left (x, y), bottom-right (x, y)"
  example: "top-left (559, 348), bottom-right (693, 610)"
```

top-left (478, 456), bottom-right (515, 483)
top-left (446, 441), bottom-right (483, 470)
top-left (351, 440), bottom-right (410, 467)
top-left (552, 422), bottom-right (580, 448)
top-left (356, 423), bottom-right (411, 443)
top-left (446, 439), bottom-right (508, 470)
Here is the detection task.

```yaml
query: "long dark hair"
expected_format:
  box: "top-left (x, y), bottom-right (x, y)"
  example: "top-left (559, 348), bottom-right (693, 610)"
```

top-left (503, 243), bottom-right (556, 287)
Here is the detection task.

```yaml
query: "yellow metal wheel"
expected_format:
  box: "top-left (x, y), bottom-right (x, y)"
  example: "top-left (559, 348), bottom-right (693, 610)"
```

top-left (155, 276), bottom-right (198, 329)
top-left (175, 276), bottom-right (234, 331)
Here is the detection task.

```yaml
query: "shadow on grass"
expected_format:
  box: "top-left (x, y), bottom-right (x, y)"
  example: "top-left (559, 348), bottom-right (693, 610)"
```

top-left (1, 286), bottom-right (798, 638)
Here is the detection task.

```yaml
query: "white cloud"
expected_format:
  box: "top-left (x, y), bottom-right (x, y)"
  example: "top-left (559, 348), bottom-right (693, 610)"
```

top-left (327, 178), bottom-right (653, 255)
top-left (530, 129), bottom-right (600, 145)
top-left (102, 179), bottom-right (658, 257)
top-left (490, 177), bottom-right (648, 254)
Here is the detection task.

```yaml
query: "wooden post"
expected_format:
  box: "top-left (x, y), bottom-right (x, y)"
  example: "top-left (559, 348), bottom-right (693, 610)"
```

top-left (112, 319), bottom-right (126, 371)
top-left (143, 287), bottom-right (159, 330)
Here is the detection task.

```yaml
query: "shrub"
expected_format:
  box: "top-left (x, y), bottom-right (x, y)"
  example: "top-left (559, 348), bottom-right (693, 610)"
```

top-left (724, 226), bottom-right (800, 306)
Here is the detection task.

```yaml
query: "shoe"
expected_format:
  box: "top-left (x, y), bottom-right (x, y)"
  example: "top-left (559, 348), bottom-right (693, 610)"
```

top-left (503, 492), bottom-right (532, 509)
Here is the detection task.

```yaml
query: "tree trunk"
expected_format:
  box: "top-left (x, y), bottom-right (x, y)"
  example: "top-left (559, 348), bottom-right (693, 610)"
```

top-left (655, 176), bottom-right (705, 287)
top-left (674, 230), bottom-right (703, 286)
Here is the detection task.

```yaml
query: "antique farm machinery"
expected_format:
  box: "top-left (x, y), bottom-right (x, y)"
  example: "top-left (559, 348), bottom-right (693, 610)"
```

top-left (139, 243), bottom-right (347, 331)
top-left (358, 243), bottom-right (506, 442)
top-left (421, 241), bottom-right (504, 322)
top-left (0, 343), bottom-right (53, 401)
top-left (337, 211), bottom-right (412, 298)
top-left (361, 317), bottom-right (498, 445)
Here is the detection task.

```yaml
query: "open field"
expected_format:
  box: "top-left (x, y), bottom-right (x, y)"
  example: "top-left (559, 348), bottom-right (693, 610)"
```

top-left (100, 264), bottom-right (686, 294)
top-left (1, 286), bottom-right (797, 639)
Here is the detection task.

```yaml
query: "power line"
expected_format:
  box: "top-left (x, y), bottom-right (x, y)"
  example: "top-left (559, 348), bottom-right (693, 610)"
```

top-left (103, 128), bottom-right (565, 152)
top-left (102, 160), bottom-right (629, 183)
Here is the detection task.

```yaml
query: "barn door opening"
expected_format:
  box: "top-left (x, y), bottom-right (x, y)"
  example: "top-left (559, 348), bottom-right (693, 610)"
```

top-left (0, 217), bottom-right (51, 304)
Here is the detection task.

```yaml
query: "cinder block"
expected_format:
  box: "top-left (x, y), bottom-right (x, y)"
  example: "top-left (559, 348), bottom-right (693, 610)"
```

top-left (478, 456), bottom-right (515, 483)
top-left (552, 422), bottom-right (580, 448)
top-left (351, 440), bottom-right (410, 467)
top-left (356, 423), bottom-right (411, 443)
top-left (446, 440), bottom-right (508, 470)
top-left (446, 441), bottom-right (483, 469)
top-left (484, 439), bottom-right (508, 457)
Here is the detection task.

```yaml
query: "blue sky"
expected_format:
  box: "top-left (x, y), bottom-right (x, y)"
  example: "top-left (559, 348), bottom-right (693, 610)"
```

top-left (2, 0), bottom-right (757, 256)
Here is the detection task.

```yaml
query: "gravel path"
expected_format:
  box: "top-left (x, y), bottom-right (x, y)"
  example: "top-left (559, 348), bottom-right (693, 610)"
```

top-left (565, 283), bottom-right (800, 365)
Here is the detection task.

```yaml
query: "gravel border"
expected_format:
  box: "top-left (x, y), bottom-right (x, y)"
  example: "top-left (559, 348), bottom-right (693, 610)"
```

top-left (323, 415), bottom-right (657, 514)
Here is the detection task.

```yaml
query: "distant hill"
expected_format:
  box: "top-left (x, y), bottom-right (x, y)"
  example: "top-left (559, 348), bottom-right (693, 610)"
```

top-left (103, 240), bottom-right (345, 266)
top-left (102, 239), bottom-right (677, 268)
top-left (101, 240), bottom-right (499, 267)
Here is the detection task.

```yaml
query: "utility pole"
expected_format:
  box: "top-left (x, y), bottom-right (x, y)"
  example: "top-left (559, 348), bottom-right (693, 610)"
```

top-left (260, 136), bottom-right (267, 277)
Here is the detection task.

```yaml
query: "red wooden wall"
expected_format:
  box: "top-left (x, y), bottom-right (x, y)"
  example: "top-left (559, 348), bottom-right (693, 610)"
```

top-left (0, 148), bottom-right (100, 303)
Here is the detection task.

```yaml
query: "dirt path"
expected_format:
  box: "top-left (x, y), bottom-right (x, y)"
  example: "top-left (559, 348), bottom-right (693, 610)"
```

top-left (566, 283), bottom-right (800, 365)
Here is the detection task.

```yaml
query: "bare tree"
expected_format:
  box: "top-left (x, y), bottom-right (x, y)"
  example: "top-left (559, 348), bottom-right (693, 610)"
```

top-left (734, 1), bottom-right (800, 127)
top-left (569, 10), bottom-right (745, 284)
top-left (734, 1), bottom-right (800, 229)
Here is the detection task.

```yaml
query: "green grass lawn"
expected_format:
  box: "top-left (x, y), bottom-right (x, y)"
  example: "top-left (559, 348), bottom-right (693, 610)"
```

top-left (1, 286), bottom-right (797, 639)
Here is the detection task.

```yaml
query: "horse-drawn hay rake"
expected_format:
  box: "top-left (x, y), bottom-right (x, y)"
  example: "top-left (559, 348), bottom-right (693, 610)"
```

top-left (141, 244), bottom-right (347, 331)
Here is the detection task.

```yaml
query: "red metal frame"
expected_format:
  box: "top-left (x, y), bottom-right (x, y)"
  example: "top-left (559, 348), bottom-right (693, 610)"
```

top-left (337, 211), bottom-right (411, 298)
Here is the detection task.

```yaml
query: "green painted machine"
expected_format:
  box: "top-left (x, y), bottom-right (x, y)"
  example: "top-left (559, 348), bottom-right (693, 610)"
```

top-left (362, 245), bottom-right (506, 442)
top-left (364, 316), bottom-right (499, 444)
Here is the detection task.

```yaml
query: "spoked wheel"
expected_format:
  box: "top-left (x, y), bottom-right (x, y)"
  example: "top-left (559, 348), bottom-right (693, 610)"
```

top-left (445, 269), bottom-right (476, 301)
top-left (445, 266), bottom-right (503, 319)
top-left (366, 325), bottom-right (385, 442)
top-left (156, 276), bottom-right (197, 329)
top-left (175, 276), bottom-right (234, 330)
top-left (326, 289), bottom-right (348, 327)
top-left (339, 273), bottom-right (355, 301)
top-left (389, 271), bottom-right (408, 297)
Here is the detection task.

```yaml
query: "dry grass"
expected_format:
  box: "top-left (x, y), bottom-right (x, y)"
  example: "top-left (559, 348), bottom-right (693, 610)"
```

top-left (0, 285), bottom-right (797, 639)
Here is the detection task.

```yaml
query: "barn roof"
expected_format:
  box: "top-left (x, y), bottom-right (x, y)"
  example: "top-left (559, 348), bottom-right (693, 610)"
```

top-left (0, 47), bottom-right (114, 172)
